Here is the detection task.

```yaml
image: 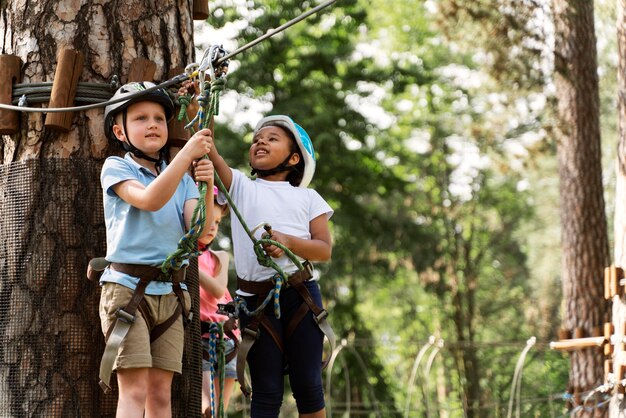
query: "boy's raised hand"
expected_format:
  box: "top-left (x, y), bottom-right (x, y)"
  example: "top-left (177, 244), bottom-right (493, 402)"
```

top-left (183, 128), bottom-right (213, 160)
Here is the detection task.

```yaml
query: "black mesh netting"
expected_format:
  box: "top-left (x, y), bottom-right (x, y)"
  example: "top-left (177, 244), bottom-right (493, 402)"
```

top-left (0, 158), bottom-right (202, 418)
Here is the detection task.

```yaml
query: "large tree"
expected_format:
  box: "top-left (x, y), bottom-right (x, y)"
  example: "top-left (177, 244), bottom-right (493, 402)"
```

top-left (0, 1), bottom-right (201, 417)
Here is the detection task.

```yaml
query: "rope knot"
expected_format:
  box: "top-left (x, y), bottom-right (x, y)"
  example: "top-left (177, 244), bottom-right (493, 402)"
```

top-left (176, 94), bottom-right (192, 121)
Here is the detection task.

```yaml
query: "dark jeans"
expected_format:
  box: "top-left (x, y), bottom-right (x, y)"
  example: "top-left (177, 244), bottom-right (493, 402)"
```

top-left (240, 280), bottom-right (325, 417)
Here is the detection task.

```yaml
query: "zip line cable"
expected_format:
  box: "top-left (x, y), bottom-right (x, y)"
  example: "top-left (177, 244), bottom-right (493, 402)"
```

top-left (213, 0), bottom-right (338, 66)
top-left (0, 0), bottom-right (338, 114)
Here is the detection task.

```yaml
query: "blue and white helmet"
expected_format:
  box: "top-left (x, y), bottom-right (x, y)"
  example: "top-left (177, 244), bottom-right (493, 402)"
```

top-left (254, 115), bottom-right (316, 188)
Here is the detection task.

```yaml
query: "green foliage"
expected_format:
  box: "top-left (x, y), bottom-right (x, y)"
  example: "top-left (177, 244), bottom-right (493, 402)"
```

top-left (205, 0), bottom-right (569, 416)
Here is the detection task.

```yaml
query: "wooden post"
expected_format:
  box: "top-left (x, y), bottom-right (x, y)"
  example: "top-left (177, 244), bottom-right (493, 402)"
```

top-left (550, 336), bottom-right (606, 351)
top-left (45, 49), bottom-right (84, 132)
top-left (0, 55), bottom-right (22, 134)
top-left (167, 67), bottom-right (191, 148)
top-left (193, 0), bottom-right (209, 20)
top-left (606, 359), bottom-right (613, 383)
top-left (127, 58), bottom-right (156, 83)
top-left (617, 266), bottom-right (625, 295)
top-left (618, 365), bottom-right (626, 394)
top-left (606, 266), bottom-right (612, 300)
top-left (611, 266), bottom-right (621, 297)
top-left (605, 322), bottom-right (614, 355)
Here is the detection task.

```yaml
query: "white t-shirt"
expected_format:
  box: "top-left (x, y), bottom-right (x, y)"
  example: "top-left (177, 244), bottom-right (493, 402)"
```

top-left (221, 169), bottom-right (333, 287)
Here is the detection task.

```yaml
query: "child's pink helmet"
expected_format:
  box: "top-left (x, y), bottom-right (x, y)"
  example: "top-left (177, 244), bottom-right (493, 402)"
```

top-left (254, 115), bottom-right (316, 188)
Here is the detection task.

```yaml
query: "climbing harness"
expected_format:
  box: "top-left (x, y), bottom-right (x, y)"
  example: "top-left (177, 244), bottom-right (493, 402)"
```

top-left (231, 262), bottom-right (336, 397)
top-left (87, 259), bottom-right (191, 393)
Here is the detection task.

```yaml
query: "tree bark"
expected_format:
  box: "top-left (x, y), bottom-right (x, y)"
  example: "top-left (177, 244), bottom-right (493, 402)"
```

top-left (552, 1), bottom-right (610, 417)
top-left (0, 1), bottom-right (200, 417)
top-left (612, 0), bottom-right (626, 416)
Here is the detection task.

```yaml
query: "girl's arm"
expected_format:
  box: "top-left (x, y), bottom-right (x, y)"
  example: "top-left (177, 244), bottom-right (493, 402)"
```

top-left (199, 251), bottom-right (229, 299)
top-left (263, 214), bottom-right (332, 261)
top-left (207, 135), bottom-right (233, 191)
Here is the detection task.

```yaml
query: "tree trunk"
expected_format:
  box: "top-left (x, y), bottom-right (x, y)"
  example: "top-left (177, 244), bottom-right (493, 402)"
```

top-left (552, 1), bottom-right (610, 417)
top-left (612, 0), bottom-right (626, 416)
top-left (0, 1), bottom-right (201, 417)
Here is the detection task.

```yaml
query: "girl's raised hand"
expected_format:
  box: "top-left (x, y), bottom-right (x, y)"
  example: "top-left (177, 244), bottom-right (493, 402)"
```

top-left (194, 158), bottom-right (214, 185)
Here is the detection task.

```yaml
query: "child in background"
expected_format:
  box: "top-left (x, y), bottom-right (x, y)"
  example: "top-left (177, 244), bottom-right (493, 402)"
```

top-left (208, 115), bottom-right (333, 418)
top-left (98, 81), bottom-right (214, 418)
top-left (198, 186), bottom-right (240, 417)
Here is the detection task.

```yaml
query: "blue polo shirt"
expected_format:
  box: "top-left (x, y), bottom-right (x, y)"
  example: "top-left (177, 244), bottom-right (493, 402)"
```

top-left (100, 153), bottom-right (199, 295)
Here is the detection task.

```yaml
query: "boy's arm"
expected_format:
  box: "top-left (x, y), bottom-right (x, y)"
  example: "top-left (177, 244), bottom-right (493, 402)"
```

top-left (199, 251), bottom-right (229, 299)
top-left (113, 129), bottom-right (213, 211)
top-left (263, 214), bottom-right (332, 261)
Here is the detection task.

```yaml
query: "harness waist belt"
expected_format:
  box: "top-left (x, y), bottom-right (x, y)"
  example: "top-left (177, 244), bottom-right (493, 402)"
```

top-left (110, 262), bottom-right (186, 283)
top-left (237, 262), bottom-right (313, 294)
top-left (235, 261), bottom-right (336, 399)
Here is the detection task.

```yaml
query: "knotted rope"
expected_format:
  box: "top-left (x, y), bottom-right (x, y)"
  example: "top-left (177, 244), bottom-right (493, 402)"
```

top-left (205, 321), bottom-right (226, 418)
top-left (160, 68), bottom-right (226, 274)
top-left (163, 44), bottom-right (305, 316)
top-left (212, 175), bottom-right (304, 319)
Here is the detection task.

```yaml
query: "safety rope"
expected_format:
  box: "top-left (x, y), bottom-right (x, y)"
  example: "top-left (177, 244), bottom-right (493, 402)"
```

top-left (205, 321), bottom-right (226, 418)
top-left (213, 174), bottom-right (304, 320)
top-left (160, 55), bottom-right (227, 273)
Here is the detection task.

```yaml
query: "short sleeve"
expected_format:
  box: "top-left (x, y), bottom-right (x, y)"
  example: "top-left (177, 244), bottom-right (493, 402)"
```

top-left (309, 189), bottom-right (333, 221)
top-left (101, 157), bottom-right (137, 196)
top-left (182, 173), bottom-right (200, 201)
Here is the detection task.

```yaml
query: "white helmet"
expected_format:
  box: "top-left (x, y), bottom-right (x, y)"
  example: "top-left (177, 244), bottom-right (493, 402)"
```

top-left (103, 81), bottom-right (175, 142)
top-left (254, 115), bottom-right (316, 188)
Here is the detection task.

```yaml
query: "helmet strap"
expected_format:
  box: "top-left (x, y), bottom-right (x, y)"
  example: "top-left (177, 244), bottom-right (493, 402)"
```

top-left (251, 154), bottom-right (299, 178)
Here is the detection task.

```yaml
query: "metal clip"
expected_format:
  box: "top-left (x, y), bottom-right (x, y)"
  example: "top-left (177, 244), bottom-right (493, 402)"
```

top-left (115, 308), bottom-right (135, 324)
top-left (198, 44), bottom-right (230, 80)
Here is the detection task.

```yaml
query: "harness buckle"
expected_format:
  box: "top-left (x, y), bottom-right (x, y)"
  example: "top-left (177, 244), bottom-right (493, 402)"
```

top-left (243, 327), bottom-right (261, 340)
top-left (115, 308), bottom-right (136, 324)
top-left (314, 309), bottom-right (328, 324)
top-left (218, 302), bottom-right (238, 318)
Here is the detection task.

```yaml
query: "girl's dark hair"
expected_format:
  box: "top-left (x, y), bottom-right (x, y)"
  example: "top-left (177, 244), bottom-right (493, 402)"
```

top-left (274, 125), bottom-right (304, 187)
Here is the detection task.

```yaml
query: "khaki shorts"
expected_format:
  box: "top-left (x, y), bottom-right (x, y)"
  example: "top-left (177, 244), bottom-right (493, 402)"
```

top-left (99, 282), bottom-right (191, 374)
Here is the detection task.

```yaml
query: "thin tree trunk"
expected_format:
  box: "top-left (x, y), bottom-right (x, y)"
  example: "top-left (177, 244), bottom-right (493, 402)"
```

top-left (0, 1), bottom-right (200, 417)
top-left (611, 0), bottom-right (626, 416)
top-left (552, 1), bottom-right (610, 417)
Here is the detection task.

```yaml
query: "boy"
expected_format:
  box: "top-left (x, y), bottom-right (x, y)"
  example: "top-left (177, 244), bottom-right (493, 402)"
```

top-left (98, 81), bottom-right (214, 418)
